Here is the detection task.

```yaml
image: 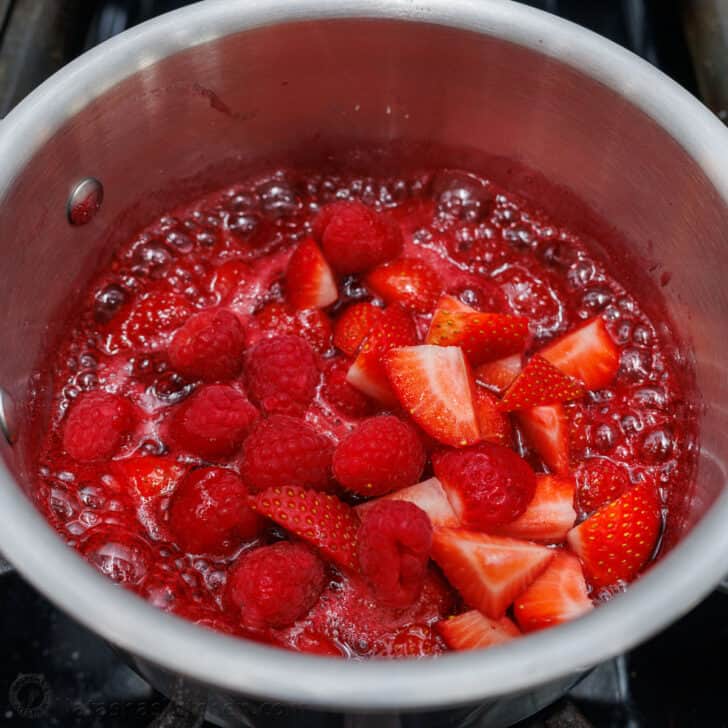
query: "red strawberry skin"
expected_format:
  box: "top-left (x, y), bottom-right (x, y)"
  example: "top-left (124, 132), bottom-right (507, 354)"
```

top-left (332, 415), bottom-right (426, 496)
top-left (252, 485), bottom-right (360, 571)
top-left (426, 310), bottom-right (529, 365)
top-left (365, 258), bottom-right (442, 313)
top-left (475, 354), bottom-right (522, 394)
top-left (567, 480), bottom-right (661, 588)
top-left (514, 551), bottom-right (593, 632)
top-left (121, 289), bottom-right (193, 349)
top-left (494, 474), bottom-right (576, 543)
top-left (252, 301), bottom-right (333, 353)
top-left (500, 355), bottom-right (585, 411)
top-left (315, 200), bottom-right (403, 274)
top-left (434, 442), bottom-right (537, 529)
top-left (384, 344), bottom-right (480, 448)
top-left (286, 237), bottom-right (338, 310)
top-left (112, 456), bottom-right (184, 497)
top-left (357, 500), bottom-right (433, 608)
top-left (539, 316), bottom-right (619, 390)
top-left (333, 302), bottom-right (384, 357)
top-left (436, 610), bottom-right (520, 651)
top-left (473, 385), bottom-right (512, 446)
top-left (168, 308), bottom-right (245, 382)
top-left (346, 304), bottom-right (418, 403)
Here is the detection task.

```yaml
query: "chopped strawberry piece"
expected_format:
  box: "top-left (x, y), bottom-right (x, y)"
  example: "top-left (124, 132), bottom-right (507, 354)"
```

top-left (567, 480), bottom-right (661, 588)
top-left (517, 404), bottom-right (570, 474)
top-left (333, 302), bottom-right (384, 357)
top-left (473, 385), bottom-right (512, 446)
top-left (433, 294), bottom-right (477, 314)
top-left (285, 237), bottom-right (338, 310)
top-left (332, 415), bottom-right (426, 496)
top-left (168, 308), bottom-right (245, 382)
top-left (436, 610), bottom-right (520, 651)
top-left (314, 200), bottom-right (403, 274)
top-left (252, 301), bottom-right (333, 353)
top-left (576, 458), bottom-right (632, 515)
top-left (112, 456), bottom-right (185, 497)
top-left (500, 355), bottom-right (585, 412)
top-left (494, 474), bottom-right (576, 543)
top-left (346, 304), bottom-right (418, 404)
top-left (204, 259), bottom-right (254, 304)
top-left (321, 358), bottom-right (375, 418)
top-left (365, 258), bottom-right (442, 313)
top-left (539, 317), bottom-right (619, 390)
top-left (425, 310), bottom-right (529, 366)
top-left (514, 552), bottom-right (593, 632)
top-left (355, 477), bottom-right (460, 529)
top-left (253, 486), bottom-right (360, 571)
top-left (357, 500), bottom-right (433, 608)
top-left (384, 345), bottom-right (480, 448)
top-left (431, 529), bottom-right (554, 618)
top-left (289, 630), bottom-right (346, 657)
top-left (475, 354), bottom-right (522, 394)
top-left (433, 443), bottom-right (536, 530)
top-left (121, 289), bottom-right (193, 349)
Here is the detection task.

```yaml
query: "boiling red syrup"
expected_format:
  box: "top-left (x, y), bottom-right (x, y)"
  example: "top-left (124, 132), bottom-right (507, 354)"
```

top-left (27, 168), bottom-right (696, 658)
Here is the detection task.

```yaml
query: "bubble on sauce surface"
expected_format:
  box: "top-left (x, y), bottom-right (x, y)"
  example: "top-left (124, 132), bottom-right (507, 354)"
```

top-left (639, 428), bottom-right (674, 464)
top-left (94, 284), bottom-right (127, 324)
top-left (258, 179), bottom-right (301, 219)
top-left (619, 348), bottom-right (651, 383)
top-left (81, 530), bottom-right (151, 585)
top-left (165, 230), bottom-right (195, 254)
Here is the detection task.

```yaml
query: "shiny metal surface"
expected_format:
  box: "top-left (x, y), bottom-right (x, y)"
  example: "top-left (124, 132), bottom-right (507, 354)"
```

top-left (67, 176), bottom-right (104, 226)
top-left (0, 387), bottom-right (15, 444)
top-left (0, 0), bottom-right (727, 717)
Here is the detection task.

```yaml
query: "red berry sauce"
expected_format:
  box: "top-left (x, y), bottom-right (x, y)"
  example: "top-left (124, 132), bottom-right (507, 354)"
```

top-left (27, 168), bottom-right (697, 657)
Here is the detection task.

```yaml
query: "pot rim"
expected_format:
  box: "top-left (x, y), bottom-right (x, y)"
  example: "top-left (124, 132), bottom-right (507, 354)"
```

top-left (1, 0), bottom-right (727, 712)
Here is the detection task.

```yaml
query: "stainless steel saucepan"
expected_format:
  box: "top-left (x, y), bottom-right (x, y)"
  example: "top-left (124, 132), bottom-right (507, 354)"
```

top-left (1, 1), bottom-right (727, 726)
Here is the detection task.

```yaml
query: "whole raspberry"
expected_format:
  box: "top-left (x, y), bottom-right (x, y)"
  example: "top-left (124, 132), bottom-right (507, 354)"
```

top-left (357, 500), bottom-right (433, 608)
top-left (168, 467), bottom-right (262, 554)
top-left (321, 358), bottom-right (374, 418)
top-left (167, 384), bottom-right (258, 460)
top-left (313, 201), bottom-right (403, 274)
top-left (168, 308), bottom-right (245, 382)
top-left (63, 391), bottom-right (136, 462)
top-left (227, 542), bottom-right (326, 629)
top-left (433, 442), bottom-right (537, 529)
top-left (239, 415), bottom-right (334, 493)
top-left (332, 415), bottom-right (425, 496)
top-left (245, 335), bottom-right (319, 417)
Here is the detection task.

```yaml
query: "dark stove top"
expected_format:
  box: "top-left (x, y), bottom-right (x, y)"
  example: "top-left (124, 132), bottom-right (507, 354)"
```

top-left (1, 1), bottom-right (726, 727)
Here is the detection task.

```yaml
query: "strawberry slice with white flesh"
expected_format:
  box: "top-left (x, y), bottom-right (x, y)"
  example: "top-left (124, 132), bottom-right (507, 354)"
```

top-left (431, 528), bottom-right (554, 618)
top-left (514, 551), bottom-right (593, 632)
top-left (355, 477), bottom-right (460, 529)
top-left (567, 480), bottom-right (661, 588)
top-left (539, 317), bottom-right (620, 390)
top-left (517, 404), bottom-right (570, 474)
top-left (426, 310), bottom-right (529, 366)
top-left (475, 354), bottom-right (522, 394)
top-left (286, 237), bottom-right (338, 310)
top-left (384, 345), bottom-right (480, 448)
top-left (347, 304), bottom-right (418, 405)
top-left (436, 610), bottom-right (521, 651)
top-left (494, 474), bottom-right (576, 543)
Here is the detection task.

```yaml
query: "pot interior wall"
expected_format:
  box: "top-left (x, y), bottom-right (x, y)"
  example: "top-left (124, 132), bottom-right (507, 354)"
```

top-left (1, 18), bottom-right (726, 543)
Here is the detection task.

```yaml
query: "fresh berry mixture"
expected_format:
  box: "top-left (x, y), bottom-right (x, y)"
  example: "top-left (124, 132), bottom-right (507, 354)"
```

top-left (28, 168), bottom-right (697, 658)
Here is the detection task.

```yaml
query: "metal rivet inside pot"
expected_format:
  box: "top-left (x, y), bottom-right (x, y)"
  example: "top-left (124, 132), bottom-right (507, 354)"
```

top-left (0, 389), bottom-right (16, 445)
top-left (67, 177), bottom-right (104, 226)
